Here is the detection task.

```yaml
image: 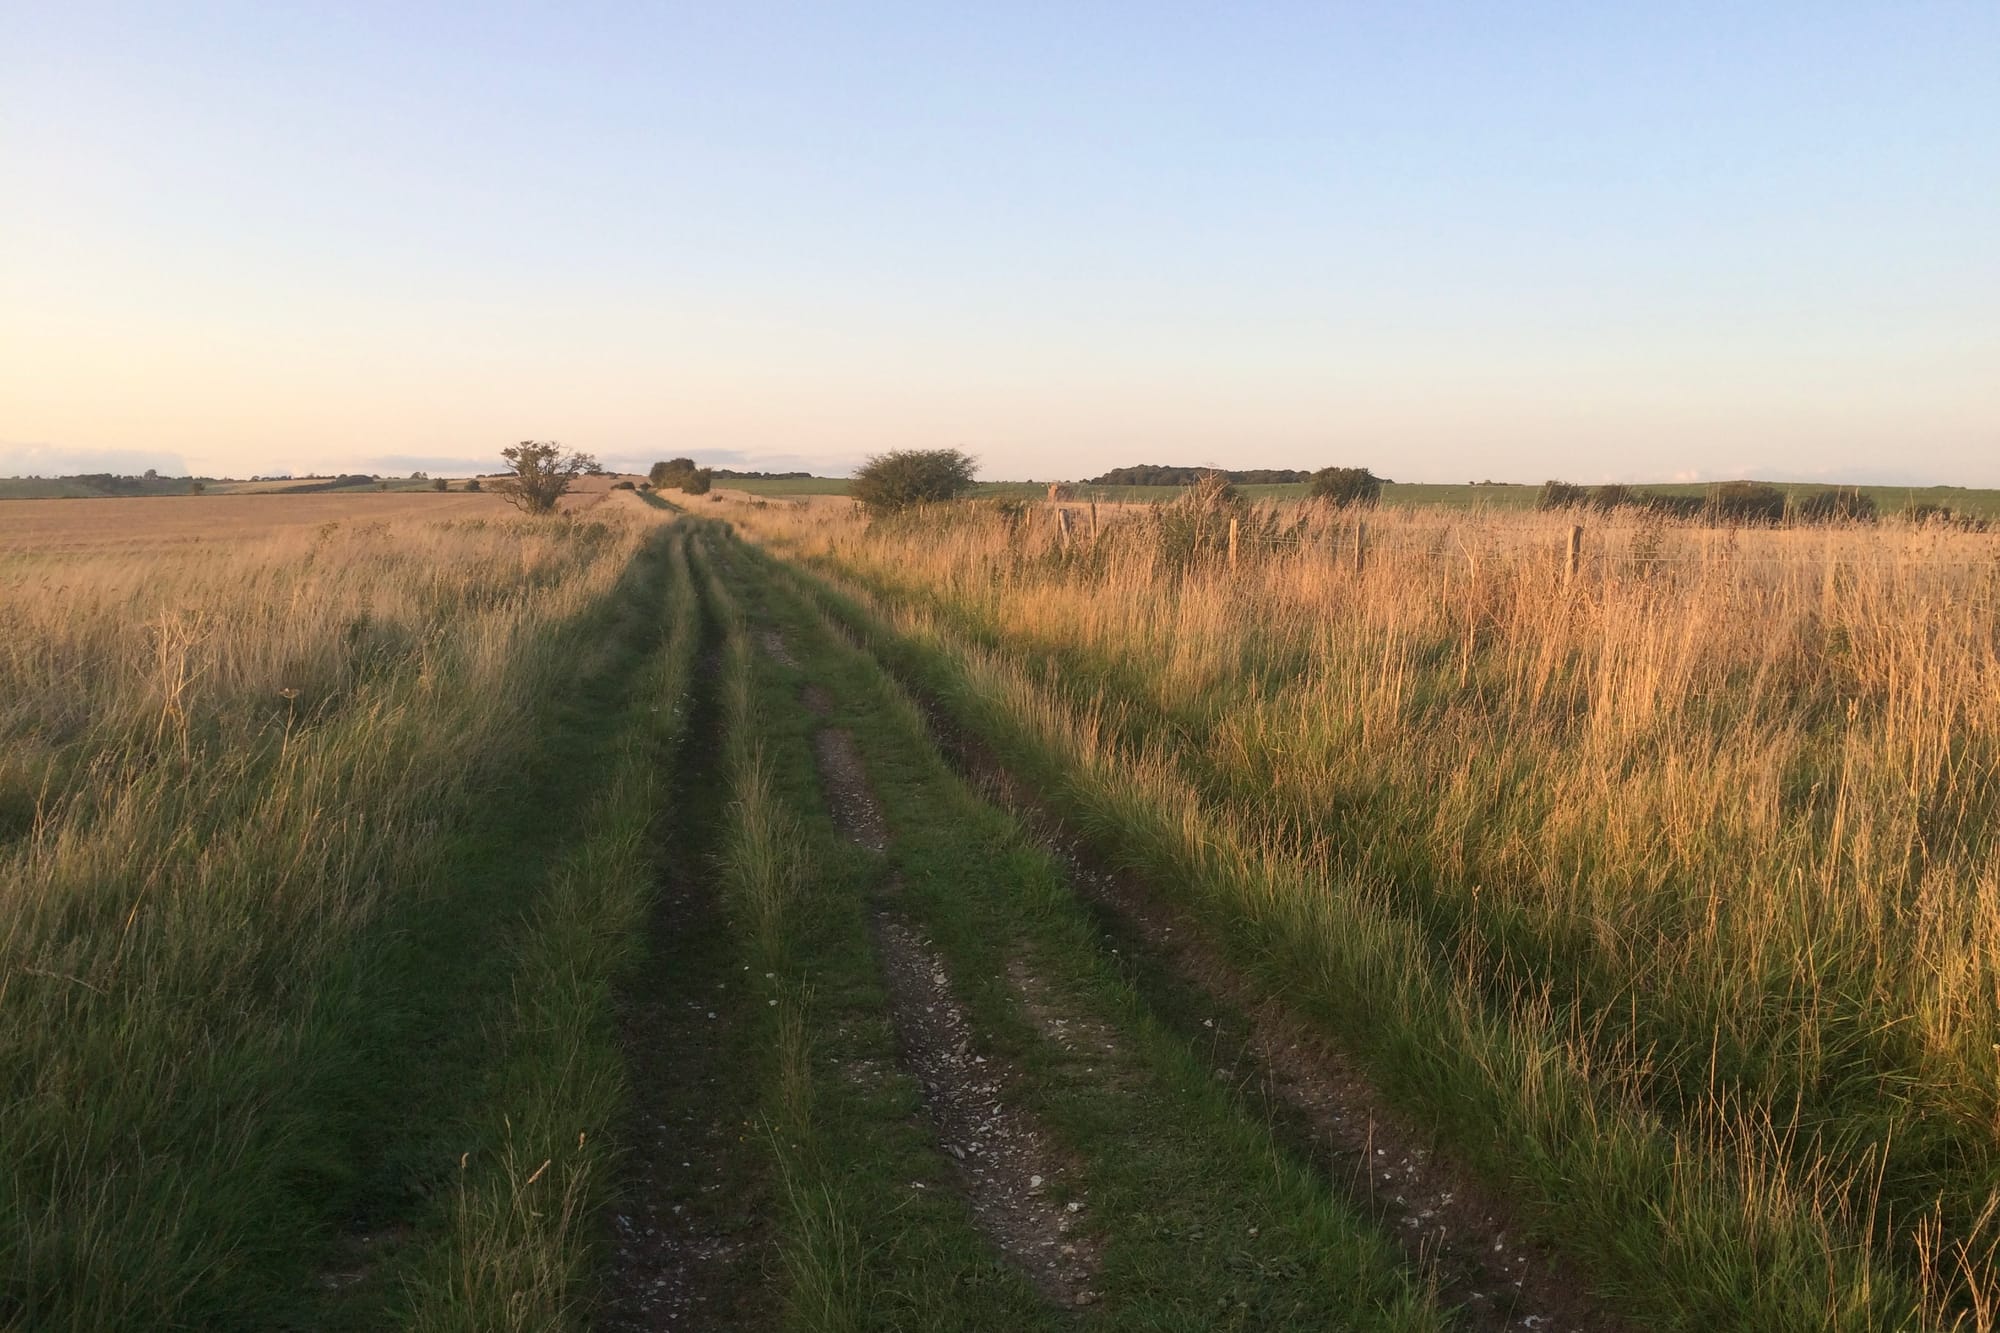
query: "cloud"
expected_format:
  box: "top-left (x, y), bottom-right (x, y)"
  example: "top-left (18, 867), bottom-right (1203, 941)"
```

top-left (0, 441), bottom-right (193, 477)
top-left (357, 454), bottom-right (515, 476)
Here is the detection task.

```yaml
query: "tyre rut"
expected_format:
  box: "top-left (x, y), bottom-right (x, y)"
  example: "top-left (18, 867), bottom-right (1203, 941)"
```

top-left (601, 605), bottom-right (768, 1328)
top-left (801, 670), bottom-right (1102, 1310)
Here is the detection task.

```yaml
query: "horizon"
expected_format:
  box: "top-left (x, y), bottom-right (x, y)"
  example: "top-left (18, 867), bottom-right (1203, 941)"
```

top-left (6, 4), bottom-right (1996, 486)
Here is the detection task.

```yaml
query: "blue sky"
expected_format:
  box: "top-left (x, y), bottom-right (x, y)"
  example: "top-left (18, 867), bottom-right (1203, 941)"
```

top-left (3, 3), bottom-right (1995, 483)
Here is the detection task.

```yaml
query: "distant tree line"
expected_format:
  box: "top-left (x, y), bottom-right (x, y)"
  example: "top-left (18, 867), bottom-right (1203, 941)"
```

top-left (1085, 465), bottom-right (1316, 486)
top-left (710, 468), bottom-right (813, 480)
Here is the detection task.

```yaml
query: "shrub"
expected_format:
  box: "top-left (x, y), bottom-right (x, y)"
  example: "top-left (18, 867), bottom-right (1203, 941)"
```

top-left (611, 480), bottom-right (636, 491)
top-left (1538, 481), bottom-right (1587, 510)
top-left (1796, 487), bottom-right (1876, 524)
top-left (465, 478), bottom-right (483, 493)
top-left (432, 477), bottom-right (449, 492)
top-left (1708, 481), bottom-right (1787, 525)
top-left (1305, 466), bottom-right (1382, 508)
top-left (492, 441), bottom-right (599, 516)
top-left (1590, 483), bottom-right (1633, 512)
top-left (1146, 471), bottom-right (1289, 571)
top-left (680, 468), bottom-right (713, 495)
top-left (851, 448), bottom-right (977, 515)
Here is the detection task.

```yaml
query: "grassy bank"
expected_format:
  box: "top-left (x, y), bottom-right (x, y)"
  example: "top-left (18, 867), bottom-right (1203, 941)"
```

top-left (0, 511), bottom-right (683, 1328)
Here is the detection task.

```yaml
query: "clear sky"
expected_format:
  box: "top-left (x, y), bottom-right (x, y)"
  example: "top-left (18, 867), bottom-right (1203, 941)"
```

top-left (4, 3), bottom-right (1996, 484)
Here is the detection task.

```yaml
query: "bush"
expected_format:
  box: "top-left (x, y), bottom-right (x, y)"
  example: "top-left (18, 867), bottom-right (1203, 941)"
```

top-left (432, 477), bottom-right (449, 492)
top-left (1305, 466), bottom-right (1381, 508)
top-left (465, 478), bottom-right (482, 493)
top-left (851, 448), bottom-right (977, 515)
top-left (1707, 481), bottom-right (1787, 525)
top-left (1796, 487), bottom-right (1876, 524)
top-left (1538, 481), bottom-right (1587, 511)
top-left (611, 480), bottom-right (636, 490)
top-left (492, 441), bottom-right (599, 515)
top-left (1639, 492), bottom-right (1704, 520)
top-left (648, 457), bottom-right (712, 494)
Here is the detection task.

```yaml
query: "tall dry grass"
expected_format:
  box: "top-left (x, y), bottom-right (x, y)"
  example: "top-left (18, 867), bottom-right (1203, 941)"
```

top-left (0, 509), bottom-right (667, 1329)
top-left (732, 494), bottom-right (2000, 1322)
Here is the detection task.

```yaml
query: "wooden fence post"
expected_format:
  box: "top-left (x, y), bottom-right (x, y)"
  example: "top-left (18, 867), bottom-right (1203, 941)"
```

top-left (1058, 507), bottom-right (1074, 550)
top-left (1228, 516), bottom-right (1240, 571)
top-left (1566, 524), bottom-right (1584, 588)
top-left (1090, 502), bottom-right (1099, 540)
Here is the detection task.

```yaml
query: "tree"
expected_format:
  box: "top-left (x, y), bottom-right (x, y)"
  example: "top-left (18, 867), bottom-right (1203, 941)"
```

top-left (465, 478), bottom-right (483, 492)
top-left (188, 479), bottom-right (206, 495)
top-left (1306, 466), bottom-right (1381, 508)
top-left (851, 448), bottom-right (977, 515)
top-left (493, 441), bottom-right (599, 515)
top-left (432, 476), bottom-right (450, 492)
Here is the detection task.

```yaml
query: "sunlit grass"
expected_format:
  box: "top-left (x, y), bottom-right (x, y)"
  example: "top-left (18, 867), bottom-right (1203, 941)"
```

top-left (729, 494), bottom-right (2000, 1326)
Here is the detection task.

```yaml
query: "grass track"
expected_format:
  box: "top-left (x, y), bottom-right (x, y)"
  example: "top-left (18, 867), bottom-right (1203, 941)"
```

top-left (705, 531), bottom-right (1452, 1330)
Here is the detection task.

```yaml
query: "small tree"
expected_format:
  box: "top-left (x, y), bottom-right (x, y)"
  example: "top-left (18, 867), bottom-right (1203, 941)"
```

top-left (851, 448), bottom-right (977, 515)
top-left (432, 476), bottom-right (449, 492)
top-left (188, 479), bottom-right (206, 495)
top-left (465, 478), bottom-right (483, 492)
top-left (493, 441), bottom-right (598, 515)
top-left (1306, 466), bottom-right (1381, 508)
